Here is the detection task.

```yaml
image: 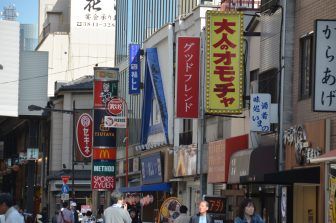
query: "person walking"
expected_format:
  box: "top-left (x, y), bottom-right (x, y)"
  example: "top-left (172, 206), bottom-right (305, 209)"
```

top-left (103, 191), bottom-right (132, 223)
top-left (234, 198), bottom-right (264, 223)
top-left (57, 202), bottom-right (74, 223)
top-left (175, 205), bottom-right (190, 223)
top-left (189, 201), bottom-right (213, 223)
top-left (0, 193), bottom-right (24, 223)
top-left (70, 202), bottom-right (79, 223)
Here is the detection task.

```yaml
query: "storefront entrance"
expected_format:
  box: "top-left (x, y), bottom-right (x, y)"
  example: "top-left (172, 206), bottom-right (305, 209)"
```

top-left (293, 184), bottom-right (318, 223)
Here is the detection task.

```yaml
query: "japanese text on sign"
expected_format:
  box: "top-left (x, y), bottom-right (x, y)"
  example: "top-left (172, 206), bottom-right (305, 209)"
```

top-left (176, 37), bottom-right (200, 118)
top-left (250, 94), bottom-right (271, 132)
top-left (71, 0), bottom-right (114, 29)
top-left (314, 20), bottom-right (336, 111)
top-left (206, 11), bottom-right (243, 114)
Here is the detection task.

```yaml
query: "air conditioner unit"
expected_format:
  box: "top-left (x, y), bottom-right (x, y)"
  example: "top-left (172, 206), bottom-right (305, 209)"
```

top-left (260, 0), bottom-right (278, 13)
top-left (250, 80), bottom-right (258, 94)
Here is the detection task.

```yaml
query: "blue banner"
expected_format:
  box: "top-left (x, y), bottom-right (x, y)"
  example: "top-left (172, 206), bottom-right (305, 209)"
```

top-left (129, 44), bottom-right (141, 94)
top-left (140, 60), bottom-right (153, 145)
top-left (141, 152), bottom-right (163, 184)
top-left (146, 48), bottom-right (169, 144)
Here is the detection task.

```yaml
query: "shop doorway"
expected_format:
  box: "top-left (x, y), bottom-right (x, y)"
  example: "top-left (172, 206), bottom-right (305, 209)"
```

top-left (293, 184), bottom-right (318, 223)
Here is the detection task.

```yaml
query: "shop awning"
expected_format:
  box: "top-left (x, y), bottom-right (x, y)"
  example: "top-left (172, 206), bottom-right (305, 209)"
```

top-left (228, 145), bottom-right (277, 184)
top-left (119, 183), bottom-right (171, 193)
top-left (264, 166), bottom-right (320, 184)
top-left (309, 149), bottom-right (336, 163)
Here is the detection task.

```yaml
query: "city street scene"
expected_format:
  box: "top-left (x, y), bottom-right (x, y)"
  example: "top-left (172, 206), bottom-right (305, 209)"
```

top-left (0, 0), bottom-right (336, 222)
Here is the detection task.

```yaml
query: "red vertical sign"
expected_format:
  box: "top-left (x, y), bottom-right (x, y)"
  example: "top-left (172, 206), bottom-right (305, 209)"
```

top-left (176, 37), bottom-right (200, 118)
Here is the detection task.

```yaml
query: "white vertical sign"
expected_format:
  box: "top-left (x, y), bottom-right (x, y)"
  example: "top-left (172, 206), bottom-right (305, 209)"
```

top-left (314, 20), bottom-right (336, 111)
top-left (250, 93), bottom-right (271, 132)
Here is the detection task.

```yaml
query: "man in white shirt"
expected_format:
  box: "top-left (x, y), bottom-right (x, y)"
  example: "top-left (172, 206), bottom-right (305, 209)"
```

top-left (0, 193), bottom-right (24, 223)
top-left (104, 191), bottom-right (132, 223)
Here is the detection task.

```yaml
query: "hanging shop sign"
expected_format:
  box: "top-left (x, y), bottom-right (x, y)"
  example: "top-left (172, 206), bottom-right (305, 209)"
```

top-left (313, 20), bottom-right (336, 111)
top-left (141, 152), bottom-right (163, 184)
top-left (93, 148), bottom-right (116, 160)
top-left (76, 113), bottom-right (93, 158)
top-left (176, 37), bottom-right (200, 118)
top-left (250, 93), bottom-right (271, 132)
top-left (174, 144), bottom-right (197, 177)
top-left (107, 97), bottom-right (124, 115)
top-left (92, 67), bottom-right (118, 191)
top-left (205, 11), bottom-right (244, 114)
top-left (93, 109), bottom-right (116, 147)
top-left (104, 116), bottom-right (126, 128)
top-left (204, 196), bottom-right (226, 214)
top-left (284, 125), bottom-right (322, 165)
top-left (129, 44), bottom-right (141, 94)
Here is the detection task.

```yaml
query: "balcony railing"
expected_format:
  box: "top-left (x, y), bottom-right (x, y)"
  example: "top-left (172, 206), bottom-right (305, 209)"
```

top-left (179, 131), bottom-right (192, 145)
top-left (221, 0), bottom-right (261, 11)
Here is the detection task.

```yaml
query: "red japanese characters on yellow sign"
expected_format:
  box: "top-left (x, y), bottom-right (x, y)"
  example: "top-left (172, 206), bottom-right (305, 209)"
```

top-left (205, 11), bottom-right (243, 114)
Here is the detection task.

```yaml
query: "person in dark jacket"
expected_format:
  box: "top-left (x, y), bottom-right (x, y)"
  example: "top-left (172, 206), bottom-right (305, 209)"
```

top-left (189, 201), bottom-right (213, 223)
top-left (234, 198), bottom-right (264, 223)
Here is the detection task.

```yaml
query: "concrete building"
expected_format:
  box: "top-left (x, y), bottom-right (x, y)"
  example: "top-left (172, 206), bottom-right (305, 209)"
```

top-left (37, 0), bottom-right (116, 96)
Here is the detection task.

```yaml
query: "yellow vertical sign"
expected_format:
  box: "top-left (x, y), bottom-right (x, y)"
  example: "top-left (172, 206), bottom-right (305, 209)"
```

top-left (206, 11), bottom-right (244, 114)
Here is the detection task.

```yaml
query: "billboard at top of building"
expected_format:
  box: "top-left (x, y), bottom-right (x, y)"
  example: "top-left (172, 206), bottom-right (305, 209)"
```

top-left (71, 0), bottom-right (115, 31)
top-left (205, 11), bottom-right (244, 114)
top-left (314, 20), bottom-right (336, 112)
top-left (0, 20), bottom-right (20, 117)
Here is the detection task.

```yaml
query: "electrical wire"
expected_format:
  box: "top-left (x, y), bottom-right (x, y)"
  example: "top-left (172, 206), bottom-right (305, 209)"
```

top-left (0, 58), bottom-right (115, 85)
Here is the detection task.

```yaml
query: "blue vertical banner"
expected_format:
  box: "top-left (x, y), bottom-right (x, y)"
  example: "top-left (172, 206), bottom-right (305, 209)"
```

top-left (129, 44), bottom-right (141, 94)
top-left (146, 48), bottom-right (169, 144)
top-left (140, 60), bottom-right (153, 145)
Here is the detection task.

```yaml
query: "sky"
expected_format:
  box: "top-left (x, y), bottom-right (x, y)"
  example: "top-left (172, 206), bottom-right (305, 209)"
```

top-left (0, 0), bottom-right (38, 25)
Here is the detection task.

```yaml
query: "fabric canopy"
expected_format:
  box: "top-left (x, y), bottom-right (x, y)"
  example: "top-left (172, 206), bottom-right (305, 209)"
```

top-left (309, 149), bottom-right (336, 163)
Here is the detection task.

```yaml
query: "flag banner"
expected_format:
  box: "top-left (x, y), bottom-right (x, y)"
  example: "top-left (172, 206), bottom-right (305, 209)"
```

top-left (176, 37), bottom-right (200, 118)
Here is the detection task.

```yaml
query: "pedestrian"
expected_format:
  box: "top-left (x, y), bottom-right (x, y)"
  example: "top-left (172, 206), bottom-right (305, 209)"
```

top-left (57, 202), bottom-right (74, 223)
top-left (234, 198), bottom-right (264, 223)
top-left (70, 202), bottom-right (79, 223)
top-left (82, 210), bottom-right (95, 223)
top-left (175, 205), bottom-right (190, 223)
top-left (0, 193), bottom-right (24, 223)
top-left (189, 201), bottom-right (213, 223)
top-left (103, 191), bottom-right (132, 223)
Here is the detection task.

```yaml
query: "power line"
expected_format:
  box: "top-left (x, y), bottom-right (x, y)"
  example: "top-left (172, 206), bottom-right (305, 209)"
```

top-left (0, 59), bottom-right (115, 85)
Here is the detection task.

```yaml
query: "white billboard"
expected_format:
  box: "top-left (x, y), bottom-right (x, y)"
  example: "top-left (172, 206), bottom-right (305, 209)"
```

top-left (0, 21), bottom-right (20, 117)
top-left (71, 0), bottom-right (115, 31)
top-left (70, 0), bottom-right (116, 79)
top-left (314, 20), bottom-right (336, 111)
